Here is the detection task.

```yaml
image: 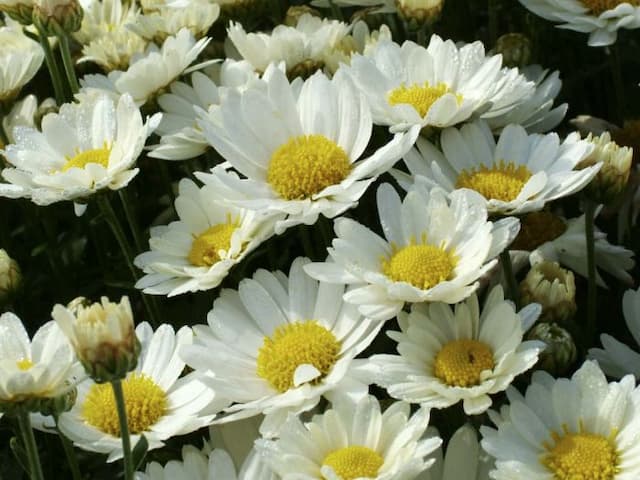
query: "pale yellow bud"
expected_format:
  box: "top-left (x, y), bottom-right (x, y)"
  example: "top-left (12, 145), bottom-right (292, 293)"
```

top-left (0, 249), bottom-right (21, 304)
top-left (494, 33), bottom-right (531, 68)
top-left (32, 0), bottom-right (83, 34)
top-left (526, 322), bottom-right (577, 376)
top-left (520, 261), bottom-right (576, 324)
top-left (0, 0), bottom-right (35, 25)
top-left (284, 5), bottom-right (320, 26)
top-left (395, 0), bottom-right (444, 29)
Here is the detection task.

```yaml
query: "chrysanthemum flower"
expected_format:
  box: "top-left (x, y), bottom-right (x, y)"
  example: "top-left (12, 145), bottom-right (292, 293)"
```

top-left (180, 257), bottom-right (383, 437)
top-left (58, 322), bottom-right (226, 461)
top-left (305, 184), bottom-right (519, 322)
top-left (257, 395), bottom-right (442, 479)
top-left (134, 178), bottom-right (279, 296)
top-left (481, 360), bottom-right (640, 479)
top-left (366, 286), bottom-right (543, 414)
top-left (1, 94), bottom-right (56, 145)
top-left (0, 92), bottom-right (159, 213)
top-left (75, 0), bottom-right (140, 45)
top-left (0, 26), bottom-right (44, 103)
top-left (518, 0), bottom-right (640, 47)
top-left (196, 64), bottom-right (419, 234)
top-left (400, 120), bottom-right (600, 215)
top-left (342, 36), bottom-right (534, 132)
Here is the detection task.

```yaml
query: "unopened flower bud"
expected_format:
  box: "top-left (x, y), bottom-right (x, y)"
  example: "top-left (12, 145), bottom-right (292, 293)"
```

top-left (520, 261), bottom-right (576, 324)
top-left (494, 33), bottom-right (531, 68)
top-left (284, 5), bottom-right (320, 26)
top-left (395, 0), bottom-right (444, 30)
top-left (52, 296), bottom-right (140, 383)
top-left (0, 249), bottom-right (21, 304)
top-left (526, 322), bottom-right (577, 376)
top-left (0, 0), bottom-right (35, 25)
top-left (32, 0), bottom-right (83, 35)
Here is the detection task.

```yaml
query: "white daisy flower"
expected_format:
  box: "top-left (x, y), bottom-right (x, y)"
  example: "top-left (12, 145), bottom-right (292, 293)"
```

top-left (342, 36), bottom-right (535, 132)
top-left (0, 92), bottom-right (159, 213)
top-left (0, 25), bottom-right (44, 102)
top-left (257, 394), bottom-right (441, 480)
top-left (1, 94), bottom-right (56, 144)
top-left (78, 28), bottom-right (149, 72)
top-left (304, 183), bottom-right (520, 322)
top-left (80, 28), bottom-right (211, 106)
top-left (366, 286), bottom-right (543, 415)
top-left (518, 0), bottom-right (640, 47)
top-left (180, 257), bottom-right (383, 437)
top-left (134, 178), bottom-right (279, 296)
top-left (196, 64), bottom-right (419, 235)
top-left (400, 120), bottom-right (600, 216)
top-left (75, 0), bottom-right (141, 45)
top-left (589, 285), bottom-right (640, 378)
top-left (58, 322), bottom-right (226, 462)
top-left (481, 360), bottom-right (640, 479)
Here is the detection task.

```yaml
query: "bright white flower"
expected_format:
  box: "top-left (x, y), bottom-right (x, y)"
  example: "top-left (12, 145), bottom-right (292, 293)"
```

top-left (0, 93), bottom-right (159, 211)
top-left (134, 178), bottom-right (279, 296)
top-left (481, 360), bottom-right (640, 479)
top-left (399, 120), bottom-right (599, 216)
top-left (58, 322), bottom-right (226, 462)
top-left (304, 183), bottom-right (520, 322)
top-left (75, 0), bottom-right (140, 45)
top-left (343, 36), bottom-right (535, 132)
top-left (366, 286), bottom-right (543, 415)
top-left (1, 94), bottom-right (56, 144)
top-left (257, 395), bottom-right (441, 480)
top-left (79, 29), bottom-right (149, 71)
top-left (518, 0), bottom-right (640, 47)
top-left (180, 257), bottom-right (383, 437)
top-left (589, 286), bottom-right (640, 378)
top-left (80, 28), bottom-right (211, 106)
top-left (0, 26), bottom-right (44, 102)
top-left (196, 65), bottom-right (419, 235)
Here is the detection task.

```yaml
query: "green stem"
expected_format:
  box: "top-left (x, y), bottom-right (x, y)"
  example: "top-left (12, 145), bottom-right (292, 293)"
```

top-left (111, 380), bottom-right (134, 480)
top-left (33, 22), bottom-right (66, 105)
top-left (54, 417), bottom-right (82, 480)
top-left (585, 200), bottom-right (598, 343)
top-left (500, 249), bottom-right (520, 310)
top-left (118, 189), bottom-right (144, 252)
top-left (608, 44), bottom-right (624, 125)
top-left (416, 25), bottom-right (427, 46)
top-left (488, 0), bottom-right (500, 47)
top-left (16, 411), bottom-right (44, 480)
top-left (326, 0), bottom-right (344, 21)
top-left (57, 33), bottom-right (80, 94)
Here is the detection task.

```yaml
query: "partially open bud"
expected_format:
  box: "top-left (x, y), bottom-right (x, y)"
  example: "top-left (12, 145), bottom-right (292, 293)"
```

top-left (0, 249), bottom-right (21, 305)
top-left (395, 0), bottom-right (444, 30)
top-left (284, 5), bottom-right (320, 26)
top-left (520, 261), bottom-right (576, 324)
top-left (579, 131), bottom-right (633, 204)
top-left (494, 33), bottom-right (531, 68)
top-left (0, 0), bottom-right (35, 25)
top-left (52, 296), bottom-right (140, 383)
top-left (526, 322), bottom-right (577, 376)
top-left (32, 0), bottom-right (83, 35)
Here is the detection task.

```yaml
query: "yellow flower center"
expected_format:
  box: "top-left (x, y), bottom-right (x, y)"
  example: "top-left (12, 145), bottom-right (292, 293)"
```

top-left (82, 373), bottom-right (167, 436)
top-left (581, 0), bottom-right (640, 15)
top-left (542, 428), bottom-right (620, 480)
top-left (382, 241), bottom-right (457, 290)
top-left (433, 339), bottom-right (495, 387)
top-left (188, 221), bottom-right (238, 267)
top-left (16, 358), bottom-right (34, 371)
top-left (61, 146), bottom-right (111, 172)
top-left (387, 82), bottom-right (459, 117)
top-left (510, 211), bottom-right (568, 251)
top-left (256, 321), bottom-right (341, 393)
top-left (322, 446), bottom-right (384, 480)
top-left (266, 134), bottom-right (352, 200)
top-left (456, 161), bottom-right (532, 202)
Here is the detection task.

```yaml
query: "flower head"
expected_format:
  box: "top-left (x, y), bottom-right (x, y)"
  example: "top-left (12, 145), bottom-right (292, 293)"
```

top-left (0, 25), bottom-right (44, 103)
top-left (0, 249), bottom-right (21, 305)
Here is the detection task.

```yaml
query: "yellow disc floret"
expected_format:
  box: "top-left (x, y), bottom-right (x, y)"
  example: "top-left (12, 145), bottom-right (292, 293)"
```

top-left (267, 134), bottom-right (352, 200)
top-left (322, 446), bottom-right (384, 480)
top-left (61, 146), bottom-right (111, 172)
top-left (382, 241), bottom-right (457, 290)
top-left (433, 339), bottom-right (495, 387)
top-left (16, 358), bottom-right (34, 371)
top-left (256, 320), bottom-right (341, 393)
top-left (581, 0), bottom-right (640, 16)
top-left (542, 427), bottom-right (620, 480)
top-left (188, 220), bottom-right (237, 267)
top-left (387, 82), bottom-right (459, 117)
top-left (456, 160), bottom-right (532, 202)
top-left (82, 373), bottom-right (167, 436)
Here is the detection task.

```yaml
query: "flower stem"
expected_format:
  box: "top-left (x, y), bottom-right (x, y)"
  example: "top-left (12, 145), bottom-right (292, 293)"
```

top-left (500, 249), bottom-right (520, 310)
top-left (326, 0), bottom-right (344, 21)
top-left (118, 189), bottom-right (144, 252)
top-left (16, 410), bottom-right (44, 480)
top-left (54, 417), bottom-right (82, 480)
top-left (111, 379), bottom-right (134, 480)
top-left (57, 33), bottom-right (80, 94)
top-left (585, 199), bottom-right (598, 343)
top-left (488, 0), bottom-right (500, 46)
top-left (33, 21), bottom-right (66, 105)
top-left (608, 44), bottom-right (624, 125)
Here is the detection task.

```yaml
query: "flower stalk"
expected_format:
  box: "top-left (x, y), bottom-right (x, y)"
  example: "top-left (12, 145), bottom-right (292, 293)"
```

top-left (500, 249), bottom-right (520, 310)
top-left (111, 379), bottom-right (134, 480)
top-left (584, 199), bottom-right (597, 342)
top-left (32, 20), bottom-right (66, 104)
top-left (16, 409), bottom-right (44, 480)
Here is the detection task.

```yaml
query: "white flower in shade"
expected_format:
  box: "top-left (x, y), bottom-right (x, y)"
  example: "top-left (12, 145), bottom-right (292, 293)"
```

top-left (518, 0), bottom-right (640, 47)
top-left (257, 395), bottom-right (441, 480)
top-left (134, 178), bottom-right (279, 296)
top-left (304, 184), bottom-right (520, 322)
top-left (366, 286), bottom-right (543, 415)
top-left (58, 322), bottom-right (226, 462)
top-left (481, 360), bottom-right (640, 479)
top-left (196, 65), bottom-right (419, 235)
top-left (399, 120), bottom-right (600, 216)
top-left (149, 60), bottom-right (258, 161)
top-left (0, 313), bottom-right (77, 410)
top-left (79, 29), bottom-right (149, 71)
top-left (484, 65), bottom-right (568, 134)
top-left (0, 26), bottom-right (44, 102)
top-left (589, 286), bottom-right (640, 378)
top-left (80, 28), bottom-right (211, 106)
top-left (0, 93), bottom-right (159, 212)
top-left (75, 0), bottom-right (140, 45)
top-left (343, 36), bottom-right (535, 132)
top-left (1, 94), bottom-right (56, 145)
top-left (180, 257), bottom-right (383, 437)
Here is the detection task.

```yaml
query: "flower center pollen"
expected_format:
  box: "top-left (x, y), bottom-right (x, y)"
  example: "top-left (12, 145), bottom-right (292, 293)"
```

top-left (387, 82), bottom-right (460, 117)
top-left (16, 358), bottom-right (34, 371)
top-left (581, 0), bottom-right (640, 15)
top-left (434, 339), bottom-right (495, 387)
top-left (382, 242), bottom-right (456, 290)
top-left (267, 135), bottom-right (352, 200)
top-left (188, 221), bottom-right (237, 267)
top-left (456, 161), bottom-right (532, 202)
top-left (82, 373), bottom-right (167, 436)
top-left (61, 146), bottom-right (111, 172)
top-left (322, 446), bottom-right (384, 480)
top-left (256, 321), bottom-right (341, 393)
